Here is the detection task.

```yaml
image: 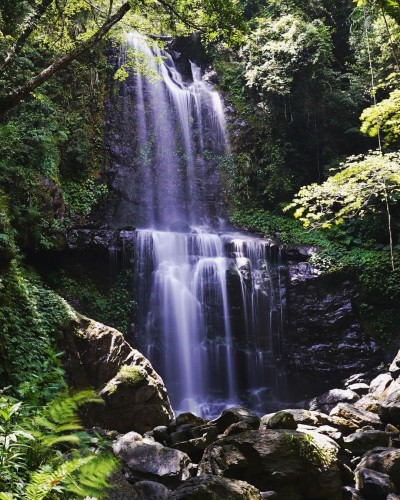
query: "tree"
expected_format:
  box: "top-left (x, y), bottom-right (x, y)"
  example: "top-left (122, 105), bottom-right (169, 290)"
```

top-left (285, 150), bottom-right (400, 270)
top-left (0, 0), bottom-right (244, 115)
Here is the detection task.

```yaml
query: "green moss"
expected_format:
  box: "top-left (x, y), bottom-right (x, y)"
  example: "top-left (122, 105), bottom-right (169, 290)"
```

top-left (116, 365), bottom-right (147, 387)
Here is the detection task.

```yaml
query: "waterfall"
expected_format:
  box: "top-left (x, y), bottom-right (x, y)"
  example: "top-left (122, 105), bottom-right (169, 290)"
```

top-left (115, 34), bottom-right (286, 416)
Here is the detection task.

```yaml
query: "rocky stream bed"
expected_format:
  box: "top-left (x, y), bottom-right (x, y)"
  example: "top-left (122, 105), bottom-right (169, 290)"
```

top-left (63, 315), bottom-right (400, 499)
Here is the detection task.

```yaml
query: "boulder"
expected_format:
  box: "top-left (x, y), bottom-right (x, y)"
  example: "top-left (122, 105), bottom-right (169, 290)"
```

top-left (347, 383), bottom-right (370, 396)
top-left (355, 447), bottom-right (400, 490)
top-left (223, 421), bottom-right (255, 437)
top-left (355, 468), bottom-right (396, 500)
top-left (329, 403), bottom-right (382, 431)
top-left (199, 429), bottom-right (342, 499)
top-left (175, 412), bottom-right (207, 427)
top-left (261, 411), bottom-right (297, 430)
top-left (212, 407), bottom-right (260, 433)
top-left (343, 430), bottom-right (391, 454)
top-left (62, 316), bottom-right (174, 433)
top-left (261, 409), bottom-right (331, 428)
top-left (107, 476), bottom-right (170, 500)
top-left (354, 395), bottom-right (381, 413)
top-left (370, 373), bottom-right (393, 396)
top-left (167, 423), bottom-right (220, 462)
top-left (310, 389), bottom-right (360, 414)
top-left (130, 481), bottom-right (170, 500)
top-left (169, 475), bottom-right (262, 499)
top-left (379, 388), bottom-right (400, 426)
top-left (113, 432), bottom-right (193, 487)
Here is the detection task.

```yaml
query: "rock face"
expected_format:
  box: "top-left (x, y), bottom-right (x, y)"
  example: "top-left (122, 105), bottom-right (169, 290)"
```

top-left (62, 316), bottom-right (174, 433)
top-left (199, 429), bottom-right (342, 499)
top-left (282, 260), bottom-right (380, 390)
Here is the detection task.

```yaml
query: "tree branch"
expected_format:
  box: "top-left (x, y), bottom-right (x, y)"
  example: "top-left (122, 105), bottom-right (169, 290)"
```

top-left (0, 2), bottom-right (131, 115)
top-left (0, 0), bottom-right (54, 73)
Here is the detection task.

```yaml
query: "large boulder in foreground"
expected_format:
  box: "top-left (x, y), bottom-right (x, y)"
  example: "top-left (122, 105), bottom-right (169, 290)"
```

top-left (199, 429), bottom-right (342, 499)
top-left (62, 316), bottom-right (174, 433)
top-left (113, 432), bottom-right (193, 488)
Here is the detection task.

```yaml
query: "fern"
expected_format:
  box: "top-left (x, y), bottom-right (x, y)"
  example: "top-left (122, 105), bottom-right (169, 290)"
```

top-left (25, 454), bottom-right (117, 499)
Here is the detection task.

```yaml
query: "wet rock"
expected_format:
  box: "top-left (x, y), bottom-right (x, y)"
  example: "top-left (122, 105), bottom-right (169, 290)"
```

top-left (62, 316), bottom-right (174, 433)
top-left (108, 478), bottom-right (170, 500)
top-left (343, 430), bottom-right (391, 454)
top-left (199, 429), bottom-right (342, 499)
top-left (355, 447), bottom-right (400, 490)
top-left (169, 475), bottom-right (262, 499)
top-left (329, 403), bottom-right (382, 430)
top-left (342, 485), bottom-right (364, 499)
top-left (175, 412), bottom-right (207, 427)
top-left (390, 350), bottom-right (400, 380)
top-left (310, 389), bottom-right (360, 414)
top-left (113, 432), bottom-right (193, 487)
top-left (260, 411), bottom-right (297, 430)
top-left (283, 270), bottom-right (380, 383)
top-left (167, 423), bottom-right (219, 462)
top-left (355, 468), bottom-right (396, 500)
top-left (222, 421), bottom-right (255, 437)
top-left (212, 407), bottom-right (260, 433)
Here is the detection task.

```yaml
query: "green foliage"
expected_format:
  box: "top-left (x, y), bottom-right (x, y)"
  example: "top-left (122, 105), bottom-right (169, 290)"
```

top-left (284, 432), bottom-right (335, 468)
top-left (244, 15), bottom-right (334, 96)
top-left (49, 268), bottom-right (136, 334)
top-left (0, 391), bottom-right (117, 499)
top-left (361, 88), bottom-right (400, 146)
top-left (61, 178), bottom-right (108, 219)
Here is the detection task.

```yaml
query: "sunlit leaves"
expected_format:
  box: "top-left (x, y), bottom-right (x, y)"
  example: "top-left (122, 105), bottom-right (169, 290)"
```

top-left (361, 88), bottom-right (400, 146)
top-left (285, 151), bottom-right (400, 230)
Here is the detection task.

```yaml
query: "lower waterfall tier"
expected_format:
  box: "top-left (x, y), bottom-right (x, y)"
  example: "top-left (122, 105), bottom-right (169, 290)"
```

top-left (134, 226), bottom-right (286, 417)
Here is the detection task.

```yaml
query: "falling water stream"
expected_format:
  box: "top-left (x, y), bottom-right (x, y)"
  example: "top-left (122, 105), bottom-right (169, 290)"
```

top-left (118, 34), bottom-right (286, 417)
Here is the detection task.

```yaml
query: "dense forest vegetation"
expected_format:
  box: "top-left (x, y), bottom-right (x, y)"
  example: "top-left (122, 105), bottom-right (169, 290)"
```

top-left (0, 0), bottom-right (399, 496)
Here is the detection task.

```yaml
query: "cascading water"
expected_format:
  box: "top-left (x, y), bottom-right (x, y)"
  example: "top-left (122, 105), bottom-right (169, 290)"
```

top-left (115, 34), bottom-right (286, 416)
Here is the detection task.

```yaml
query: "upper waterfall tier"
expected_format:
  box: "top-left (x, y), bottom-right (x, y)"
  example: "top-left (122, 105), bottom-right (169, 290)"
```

top-left (108, 33), bottom-right (229, 228)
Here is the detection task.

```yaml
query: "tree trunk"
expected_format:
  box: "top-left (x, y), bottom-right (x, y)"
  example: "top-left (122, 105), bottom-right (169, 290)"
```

top-left (0, 2), bottom-right (131, 115)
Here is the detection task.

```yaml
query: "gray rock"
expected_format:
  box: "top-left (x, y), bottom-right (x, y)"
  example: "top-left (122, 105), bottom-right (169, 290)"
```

top-left (261, 411), bottom-right (297, 430)
top-left (354, 395), bottom-right (381, 413)
top-left (169, 475), bottom-right (262, 499)
top-left (113, 432), bottom-right (193, 487)
top-left (390, 350), bottom-right (400, 379)
top-left (167, 423), bottom-right (219, 462)
top-left (387, 495), bottom-right (400, 500)
top-left (379, 388), bottom-right (400, 426)
top-left (62, 316), bottom-right (174, 433)
top-left (355, 468), bottom-right (395, 500)
top-left (348, 383), bottom-right (370, 396)
top-left (310, 389), bottom-right (360, 414)
top-left (343, 430), bottom-right (391, 454)
top-left (370, 373), bottom-right (393, 396)
top-left (261, 409), bottom-right (331, 428)
top-left (330, 403), bottom-right (383, 430)
top-left (344, 373), bottom-right (370, 387)
top-left (212, 407), bottom-right (260, 433)
top-left (222, 421), bottom-right (255, 437)
top-left (199, 429), bottom-right (342, 499)
top-left (356, 447), bottom-right (400, 490)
